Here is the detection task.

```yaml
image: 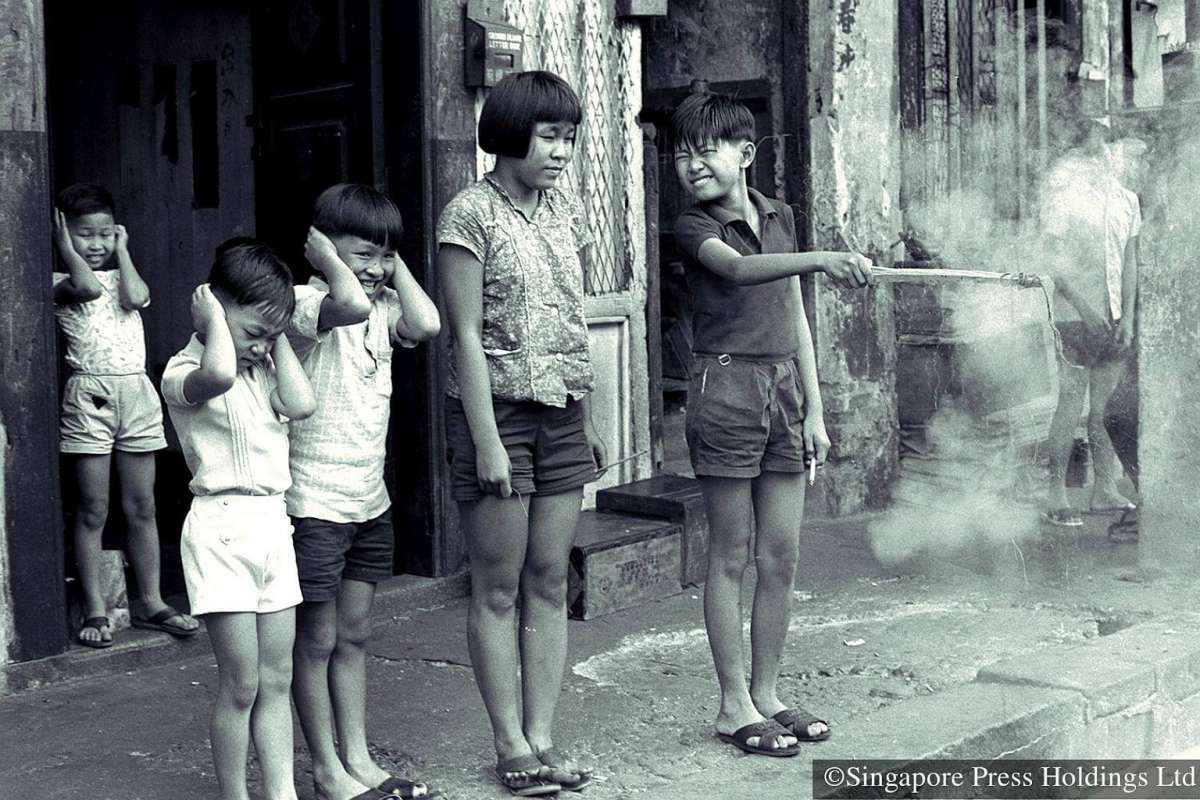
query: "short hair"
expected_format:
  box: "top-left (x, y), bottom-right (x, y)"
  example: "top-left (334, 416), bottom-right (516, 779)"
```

top-left (670, 93), bottom-right (756, 152)
top-left (208, 237), bottom-right (295, 326)
top-left (478, 70), bottom-right (582, 159)
top-left (57, 183), bottom-right (115, 219)
top-left (312, 183), bottom-right (404, 251)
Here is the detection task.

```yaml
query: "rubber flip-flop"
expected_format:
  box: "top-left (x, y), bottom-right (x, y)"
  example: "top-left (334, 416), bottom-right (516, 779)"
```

top-left (77, 616), bottom-right (113, 649)
top-left (1085, 502), bottom-right (1136, 515)
top-left (378, 776), bottom-right (440, 798)
top-left (536, 748), bottom-right (593, 791)
top-left (495, 754), bottom-right (561, 796)
top-left (131, 606), bottom-right (199, 638)
top-left (773, 707), bottom-right (832, 742)
top-left (1041, 508), bottom-right (1083, 528)
top-left (716, 719), bottom-right (802, 757)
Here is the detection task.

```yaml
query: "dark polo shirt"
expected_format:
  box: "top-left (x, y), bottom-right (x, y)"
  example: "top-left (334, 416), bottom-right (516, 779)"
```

top-left (673, 188), bottom-right (802, 360)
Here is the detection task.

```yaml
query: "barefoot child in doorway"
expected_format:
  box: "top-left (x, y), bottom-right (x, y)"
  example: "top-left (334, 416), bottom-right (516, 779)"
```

top-left (52, 182), bottom-right (199, 648)
top-left (162, 238), bottom-right (316, 800)
top-left (670, 92), bottom-right (872, 756)
top-left (438, 70), bottom-right (605, 796)
top-left (286, 184), bottom-right (441, 800)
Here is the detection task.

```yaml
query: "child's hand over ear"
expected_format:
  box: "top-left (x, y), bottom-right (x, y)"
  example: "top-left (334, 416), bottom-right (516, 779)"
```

top-left (52, 209), bottom-right (79, 260)
top-left (190, 284), bottom-right (226, 333)
top-left (114, 224), bottom-right (130, 254)
top-left (304, 227), bottom-right (342, 274)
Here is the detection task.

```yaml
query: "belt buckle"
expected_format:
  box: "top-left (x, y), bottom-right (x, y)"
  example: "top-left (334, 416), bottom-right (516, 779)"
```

top-left (717, 353), bottom-right (732, 366)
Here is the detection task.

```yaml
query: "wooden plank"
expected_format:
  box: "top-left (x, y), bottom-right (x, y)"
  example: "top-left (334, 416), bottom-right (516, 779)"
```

top-left (870, 266), bottom-right (1044, 285)
top-left (642, 126), bottom-right (664, 472)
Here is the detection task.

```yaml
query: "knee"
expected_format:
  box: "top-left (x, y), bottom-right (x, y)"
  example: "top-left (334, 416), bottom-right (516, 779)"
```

top-left (296, 622), bottom-right (338, 661)
top-left (258, 659), bottom-right (293, 697)
top-left (473, 581), bottom-right (520, 615)
top-left (754, 542), bottom-right (799, 583)
top-left (123, 494), bottom-right (157, 527)
top-left (336, 614), bottom-right (372, 650)
top-left (521, 560), bottom-right (568, 605)
top-left (708, 532), bottom-right (752, 578)
top-left (76, 496), bottom-right (109, 531)
top-left (221, 671), bottom-right (259, 710)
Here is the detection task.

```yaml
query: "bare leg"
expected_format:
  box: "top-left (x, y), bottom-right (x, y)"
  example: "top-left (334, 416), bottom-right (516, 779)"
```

top-left (1046, 363), bottom-right (1089, 510)
top-left (115, 451), bottom-right (197, 631)
top-left (205, 612), bottom-right (261, 800)
top-left (331, 579), bottom-right (391, 788)
top-left (461, 495), bottom-right (535, 763)
top-left (293, 599), bottom-right (371, 800)
top-left (747, 472), bottom-right (825, 738)
top-left (251, 607), bottom-right (299, 800)
top-left (698, 476), bottom-right (797, 751)
top-left (1087, 359), bottom-right (1131, 508)
top-left (519, 489), bottom-right (581, 754)
top-left (73, 454), bottom-right (113, 645)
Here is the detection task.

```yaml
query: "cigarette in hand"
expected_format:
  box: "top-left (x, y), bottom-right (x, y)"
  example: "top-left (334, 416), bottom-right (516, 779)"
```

top-left (808, 458), bottom-right (817, 487)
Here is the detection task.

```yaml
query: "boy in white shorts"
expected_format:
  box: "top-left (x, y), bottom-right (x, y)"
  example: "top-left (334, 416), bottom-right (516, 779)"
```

top-left (162, 238), bottom-right (316, 800)
top-left (52, 182), bottom-right (199, 648)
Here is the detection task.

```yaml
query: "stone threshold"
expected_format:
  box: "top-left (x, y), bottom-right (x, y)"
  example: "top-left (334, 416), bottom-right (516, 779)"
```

top-left (0, 571), bottom-right (469, 698)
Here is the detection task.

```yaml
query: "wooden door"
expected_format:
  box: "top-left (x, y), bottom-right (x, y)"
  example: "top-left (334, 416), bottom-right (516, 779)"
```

top-left (252, 0), bottom-right (438, 575)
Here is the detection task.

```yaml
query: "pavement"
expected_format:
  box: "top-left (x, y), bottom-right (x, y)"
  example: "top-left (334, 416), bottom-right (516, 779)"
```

top-left (5, 488), bottom-right (1200, 800)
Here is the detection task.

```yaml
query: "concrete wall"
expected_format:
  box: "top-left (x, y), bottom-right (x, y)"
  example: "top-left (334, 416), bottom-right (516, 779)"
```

top-left (805, 0), bottom-right (900, 514)
top-left (1139, 132), bottom-right (1200, 572)
top-left (0, 0), bottom-right (68, 665)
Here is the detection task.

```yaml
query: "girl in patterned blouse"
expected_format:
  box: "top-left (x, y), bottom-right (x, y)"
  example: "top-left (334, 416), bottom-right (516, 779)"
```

top-left (437, 70), bottom-right (605, 796)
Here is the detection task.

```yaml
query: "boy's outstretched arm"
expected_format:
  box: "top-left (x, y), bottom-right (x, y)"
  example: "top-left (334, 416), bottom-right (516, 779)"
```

top-left (180, 284), bottom-right (238, 404)
top-left (269, 333), bottom-right (317, 420)
top-left (113, 224), bottom-right (151, 310)
top-left (305, 226), bottom-right (372, 330)
top-left (1115, 235), bottom-right (1138, 352)
top-left (52, 209), bottom-right (103, 304)
top-left (695, 237), bottom-right (873, 288)
top-left (390, 254), bottom-right (442, 347)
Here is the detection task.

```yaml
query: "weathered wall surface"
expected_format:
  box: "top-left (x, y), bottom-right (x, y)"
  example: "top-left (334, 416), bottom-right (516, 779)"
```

top-left (1138, 139), bottom-right (1200, 572)
top-left (806, 0), bottom-right (900, 513)
top-left (0, 0), bottom-right (67, 665)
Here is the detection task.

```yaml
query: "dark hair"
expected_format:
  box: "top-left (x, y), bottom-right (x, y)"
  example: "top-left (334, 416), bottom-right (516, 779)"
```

top-left (312, 183), bottom-right (404, 250)
top-left (208, 237), bottom-right (295, 326)
top-left (478, 70), bottom-right (582, 159)
top-left (57, 183), bottom-right (115, 219)
top-left (670, 92), bottom-right (756, 152)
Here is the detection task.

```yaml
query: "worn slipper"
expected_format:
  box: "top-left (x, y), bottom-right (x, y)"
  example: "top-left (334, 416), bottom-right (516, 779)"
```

top-left (1086, 502), bottom-right (1136, 515)
top-left (316, 788), bottom-right (392, 800)
top-left (773, 707), bottom-right (832, 742)
top-left (536, 748), bottom-right (593, 791)
top-left (378, 776), bottom-right (439, 798)
top-left (1108, 506), bottom-right (1139, 543)
top-left (131, 606), bottom-right (198, 637)
top-left (495, 754), bottom-right (561, 796)
top-left (77, 616), bottom-right (113, 649)
top-left (1041, 508), bottom-right (1083, 528)
top-left (716, 719), bottom-right (801, 757)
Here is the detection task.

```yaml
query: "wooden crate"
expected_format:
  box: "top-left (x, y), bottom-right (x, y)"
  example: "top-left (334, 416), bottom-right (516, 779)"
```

top-left (596, 475), bottom-right (709, 586)
top-left (568, 511), bottom-right (682, 620)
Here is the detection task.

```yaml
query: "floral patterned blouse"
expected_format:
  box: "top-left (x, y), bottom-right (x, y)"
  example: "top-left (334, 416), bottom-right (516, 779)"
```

top-left (437, 175), bottom-right (594, 407)
top-left (52, 269), bottom-right (147, 375)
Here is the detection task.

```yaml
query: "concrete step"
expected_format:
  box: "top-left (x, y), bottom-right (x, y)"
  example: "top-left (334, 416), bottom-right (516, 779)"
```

top-left (568, 510), bottom-right (683, 620)
top-left (596, 475), bottom-right (709, 586)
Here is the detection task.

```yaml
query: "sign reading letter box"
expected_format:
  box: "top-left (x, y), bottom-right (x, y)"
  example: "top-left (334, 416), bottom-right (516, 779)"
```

top-left (464, 3), bottom-right (524, 88)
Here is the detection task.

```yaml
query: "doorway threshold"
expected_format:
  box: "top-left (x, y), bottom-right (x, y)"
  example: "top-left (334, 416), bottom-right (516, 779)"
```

top-left (0, 571), bottom-right (470, 698)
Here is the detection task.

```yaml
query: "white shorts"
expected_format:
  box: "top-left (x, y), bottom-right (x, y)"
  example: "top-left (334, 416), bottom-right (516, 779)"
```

top-left (181, 495), bottom-right (302, 616)
top-left (60, 373), bottom-right (167, 454)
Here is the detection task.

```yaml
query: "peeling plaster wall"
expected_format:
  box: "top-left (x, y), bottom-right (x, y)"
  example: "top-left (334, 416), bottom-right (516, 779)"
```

top-left (806, 0), bottom-right (900, 513)
top-left (643, 0), bottom-right (788, 197)
top-left (1139, 192), bottom-right (1200, 572)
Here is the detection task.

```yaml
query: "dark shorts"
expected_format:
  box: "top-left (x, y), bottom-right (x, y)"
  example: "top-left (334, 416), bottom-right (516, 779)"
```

top-left (1058, 321), bottom-right (1124, 367)
top-left (685, 354), bottom-right (806, 479)
top-left (291, 512), bottom-right (394, 602)
top-left (445, 396), bottom-right (597, 502)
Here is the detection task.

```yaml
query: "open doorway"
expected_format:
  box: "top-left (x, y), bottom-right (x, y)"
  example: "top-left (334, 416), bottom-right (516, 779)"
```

top-left (44, 0), bottom-right (436, 637)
